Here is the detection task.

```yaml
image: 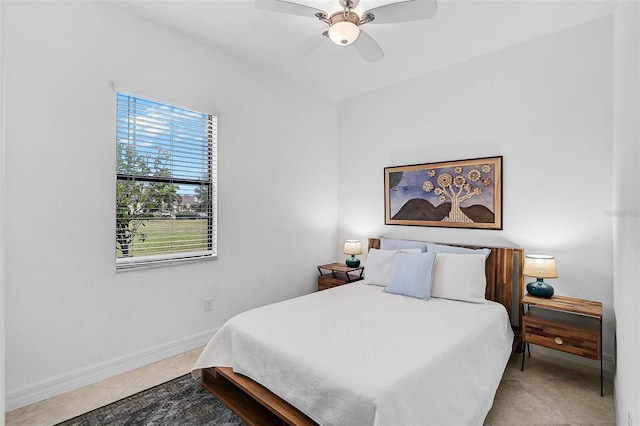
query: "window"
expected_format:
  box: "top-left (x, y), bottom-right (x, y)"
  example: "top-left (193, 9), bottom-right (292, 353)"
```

top-left (116, 92), bottom-right (217, 269)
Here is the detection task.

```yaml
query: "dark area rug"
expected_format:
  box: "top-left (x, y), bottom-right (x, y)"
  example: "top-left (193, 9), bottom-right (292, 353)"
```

top-left (55, 374), bottom-right (246, 426)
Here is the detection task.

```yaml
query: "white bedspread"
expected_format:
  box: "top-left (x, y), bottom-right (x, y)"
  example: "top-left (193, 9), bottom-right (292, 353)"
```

top-left (192, 283), bottom-right (514, 426)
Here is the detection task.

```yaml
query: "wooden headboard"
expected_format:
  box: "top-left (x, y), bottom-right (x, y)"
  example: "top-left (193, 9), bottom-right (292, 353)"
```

top-left (368, 238), bottom-right (524, 352)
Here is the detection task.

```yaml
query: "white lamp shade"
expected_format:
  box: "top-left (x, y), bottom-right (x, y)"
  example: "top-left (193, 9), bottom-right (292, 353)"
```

top-left (328, 21), bottom-right (360, 45)
top-left (523, 255), bottom-right (558, 278)
top-left (343, 240), bottom-right (362, 255)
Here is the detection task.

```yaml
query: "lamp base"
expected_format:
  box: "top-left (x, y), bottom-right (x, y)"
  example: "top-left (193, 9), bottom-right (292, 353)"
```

top-left (345, 255), bottom-right (360, 268)
top-left (526, 278), bottom-right (554, 298)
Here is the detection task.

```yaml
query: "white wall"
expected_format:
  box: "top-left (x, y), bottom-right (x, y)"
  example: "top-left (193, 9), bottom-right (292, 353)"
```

top-left (2, 1), bottom-right (338, 409)
top-left (337, 17), bottom-right (615, 362)
top-left (613, 1), bottom-right (640, 423)
top-left (1, 0), bottom-right (6, 421)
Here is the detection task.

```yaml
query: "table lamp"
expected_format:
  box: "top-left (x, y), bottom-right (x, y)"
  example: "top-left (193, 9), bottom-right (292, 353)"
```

top-left (343, 240), bottom-right (362, 267)
top-left (523, 254), bottom-right (558, 298)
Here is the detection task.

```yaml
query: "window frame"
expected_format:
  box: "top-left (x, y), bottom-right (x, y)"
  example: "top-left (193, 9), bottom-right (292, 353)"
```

top-left (114, 86), bottom-right (217, 270)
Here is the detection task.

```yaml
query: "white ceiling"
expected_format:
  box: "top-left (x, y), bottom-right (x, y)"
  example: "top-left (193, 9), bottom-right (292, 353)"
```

top-left (111, 0), bottom-right (614, 103)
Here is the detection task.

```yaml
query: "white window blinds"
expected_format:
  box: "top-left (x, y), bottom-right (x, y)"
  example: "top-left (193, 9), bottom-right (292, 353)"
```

top-left (116, 92), bottom-right (217, 270)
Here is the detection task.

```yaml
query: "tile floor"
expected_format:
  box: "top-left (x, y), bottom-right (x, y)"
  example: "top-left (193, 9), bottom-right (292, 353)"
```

top-left (6, 348), bottom-right (615, 426)
top-left (5, 348), bottom-right (202, 426)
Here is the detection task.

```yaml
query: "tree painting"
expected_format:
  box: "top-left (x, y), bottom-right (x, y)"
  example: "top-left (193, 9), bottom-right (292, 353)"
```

top-left (385, 157), bottom-right (502, 230)
top-left (423, 165), bottom-right (490, 223)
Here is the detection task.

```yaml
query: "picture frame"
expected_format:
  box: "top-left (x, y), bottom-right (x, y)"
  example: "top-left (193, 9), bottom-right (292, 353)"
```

top-left (384, 156), bottom-right (502, 230)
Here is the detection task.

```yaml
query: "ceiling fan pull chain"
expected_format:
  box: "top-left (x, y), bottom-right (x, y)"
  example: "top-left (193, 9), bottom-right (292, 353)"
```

top-left (343, 2), bottom-right (351, 20)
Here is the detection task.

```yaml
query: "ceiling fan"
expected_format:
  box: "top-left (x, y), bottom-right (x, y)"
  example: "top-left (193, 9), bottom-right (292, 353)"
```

top-left (256, 0), bottom-right (438, 63)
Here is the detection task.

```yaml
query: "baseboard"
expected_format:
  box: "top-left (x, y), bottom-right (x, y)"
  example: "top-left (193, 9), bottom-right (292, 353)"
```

top-left (5, 327), bottom-right (218, 412)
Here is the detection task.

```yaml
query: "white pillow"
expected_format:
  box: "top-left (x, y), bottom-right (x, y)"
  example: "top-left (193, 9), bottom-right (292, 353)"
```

top-left (363, 249), bottom-right (397, 286)
top-left (431, 253), bottom-right (487, 303)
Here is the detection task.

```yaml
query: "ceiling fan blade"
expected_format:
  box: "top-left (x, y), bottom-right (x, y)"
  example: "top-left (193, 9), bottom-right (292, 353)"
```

top-left (255, 0), bottom-right (326, 18)
top-left (364, 0), bottom-right (438, 24)
top-left (295, 34), bottom-right (327, 59)
top-left (353, 30), bottom-right (384, 63)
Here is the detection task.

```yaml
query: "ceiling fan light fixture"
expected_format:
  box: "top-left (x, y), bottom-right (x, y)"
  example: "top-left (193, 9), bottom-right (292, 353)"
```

top-left (328, 20), bottom-right (360, 45)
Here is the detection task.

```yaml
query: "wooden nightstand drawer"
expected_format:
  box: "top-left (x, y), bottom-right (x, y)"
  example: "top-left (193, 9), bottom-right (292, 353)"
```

top-left (524, 313), bottom-right (600, 359)
top-left (318, 275), bottom-right (348, 291)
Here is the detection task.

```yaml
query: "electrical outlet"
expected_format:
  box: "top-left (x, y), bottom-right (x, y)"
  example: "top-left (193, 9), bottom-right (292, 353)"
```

top-left (204, 297), bottom-right (213, 312)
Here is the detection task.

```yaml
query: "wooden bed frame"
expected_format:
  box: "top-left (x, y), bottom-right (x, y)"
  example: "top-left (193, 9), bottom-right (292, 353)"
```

top-left (201, 238), bottom-right (524, 426)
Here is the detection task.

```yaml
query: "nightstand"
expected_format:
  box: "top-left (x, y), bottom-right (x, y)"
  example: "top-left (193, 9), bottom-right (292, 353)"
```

top-left (521, 294), bottom-right (603, 396)
top-left (317, 263), bottom-right (364, 291)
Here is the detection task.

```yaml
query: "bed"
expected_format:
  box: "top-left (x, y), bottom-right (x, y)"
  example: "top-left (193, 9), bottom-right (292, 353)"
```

top-left (192, 238), bottom-right (524, 425)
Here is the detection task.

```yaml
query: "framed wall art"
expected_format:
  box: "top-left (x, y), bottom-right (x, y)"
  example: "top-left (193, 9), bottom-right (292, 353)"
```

top-left (384, 156), bottom-right (502, 230)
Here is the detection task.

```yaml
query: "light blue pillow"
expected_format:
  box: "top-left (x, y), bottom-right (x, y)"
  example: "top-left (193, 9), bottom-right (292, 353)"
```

top-left (427, 242), bottom-right (491, 257)
top-left (384, 252), bottom-right (436, 299)
top-left (379, 237), bottom-right (427, 252)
